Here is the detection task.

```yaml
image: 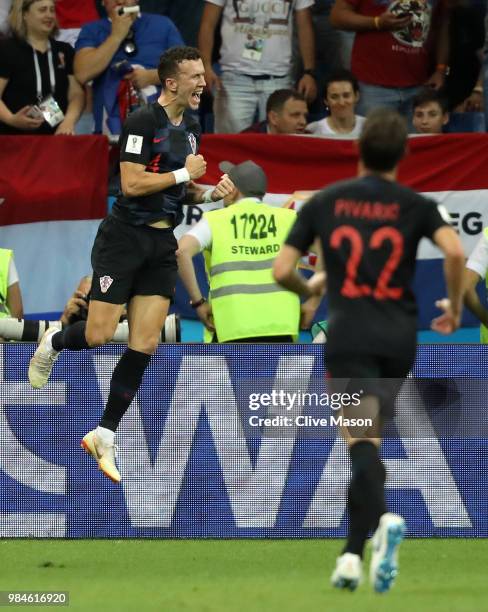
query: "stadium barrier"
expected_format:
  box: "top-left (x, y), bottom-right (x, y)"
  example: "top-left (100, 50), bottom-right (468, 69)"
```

top-left (1, 343), bottom-right (485, 538)
top-left (0, 315), bottom-right (180, 343)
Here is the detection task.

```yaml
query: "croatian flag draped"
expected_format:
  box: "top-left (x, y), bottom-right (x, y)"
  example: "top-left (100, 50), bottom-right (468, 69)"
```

top-left (0, 133), bottom-right (487, 326)
top-left (0, 136), bottom-right (108, 318)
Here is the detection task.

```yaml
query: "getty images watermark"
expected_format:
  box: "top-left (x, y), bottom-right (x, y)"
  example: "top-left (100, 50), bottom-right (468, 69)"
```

top-left (238, 377), bottom-right (488, 439)
top-left (247, 389), bottom-right (371, 429)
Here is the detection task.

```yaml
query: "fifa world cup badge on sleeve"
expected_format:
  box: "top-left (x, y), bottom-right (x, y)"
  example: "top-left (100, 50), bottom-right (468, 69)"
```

top-left (126, 135), bottom-right (143, 155)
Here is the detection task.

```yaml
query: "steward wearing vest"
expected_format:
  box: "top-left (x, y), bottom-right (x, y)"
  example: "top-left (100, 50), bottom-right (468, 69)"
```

top-left (177, 160), bottom-right (301, 342)
top-left (464, 227), bottom-right (488, 342)
top-left (0, 248), bottom-right (23, 319)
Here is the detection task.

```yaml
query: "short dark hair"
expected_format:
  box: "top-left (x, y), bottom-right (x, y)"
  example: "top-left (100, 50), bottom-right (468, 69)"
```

top-left (158, 46), bottom-right (202, 87)
top-left (324, 69), bottom-right (359, 97)
top-left (359, 109), bottom-right (408, 172)
top-left (266, 89), bottom-right (306, 115)
top-left (412, 88), bottom-right (448, 114)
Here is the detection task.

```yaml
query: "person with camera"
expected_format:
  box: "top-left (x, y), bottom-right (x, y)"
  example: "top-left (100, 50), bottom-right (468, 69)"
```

top-left (74, 0), bottom-right (183, 135)
top-left (28, 46), bottom-right (235, 484)
top-left (0, 0), bottom-right (84, 135)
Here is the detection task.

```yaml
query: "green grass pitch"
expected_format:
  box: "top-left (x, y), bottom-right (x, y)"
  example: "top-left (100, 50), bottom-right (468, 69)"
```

top-left (0, 539), bottom-right (486, 611)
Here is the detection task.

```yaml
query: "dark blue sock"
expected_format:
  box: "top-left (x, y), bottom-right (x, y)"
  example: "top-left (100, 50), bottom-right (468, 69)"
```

top-left (343, 441), bottom-right (386, 558)
top-left (99, 348), bottom-right (151, 432)
top-left (52, 321), bottom-right (89, 351)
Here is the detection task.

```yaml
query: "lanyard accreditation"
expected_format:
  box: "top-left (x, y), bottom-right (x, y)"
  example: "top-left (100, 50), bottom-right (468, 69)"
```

top-left (32, 43), bottom-right (56, 103)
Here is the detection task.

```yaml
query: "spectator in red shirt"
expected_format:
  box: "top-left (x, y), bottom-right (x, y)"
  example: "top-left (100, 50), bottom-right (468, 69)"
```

top-left (330, 0), bottom-right (451, 119)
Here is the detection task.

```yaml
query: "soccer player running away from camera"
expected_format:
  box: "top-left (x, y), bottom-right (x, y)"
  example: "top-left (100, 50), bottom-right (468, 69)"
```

top-left (273, 109), bottom-right (464, 594)
top-left (28, 46), bottom-right (234, 483)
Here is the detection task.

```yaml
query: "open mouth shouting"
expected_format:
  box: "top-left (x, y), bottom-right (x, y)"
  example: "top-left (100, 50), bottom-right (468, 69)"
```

top-left (190, 90), bottom-right (203, 107)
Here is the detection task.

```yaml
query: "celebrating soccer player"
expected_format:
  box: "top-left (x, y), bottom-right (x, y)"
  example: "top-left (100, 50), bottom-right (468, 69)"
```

top-left (28, 46), bottom-right (234, 483)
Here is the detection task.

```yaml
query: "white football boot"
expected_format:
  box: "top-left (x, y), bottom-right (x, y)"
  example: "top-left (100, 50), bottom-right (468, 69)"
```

top-left (370, 513), bottom-right (406, 593)
top-left (331, 552), bottom-right (363, 591)
top-left (28, 327), bottom-right (60, 388)
top-left (81, 429), bottom-right (121, 483)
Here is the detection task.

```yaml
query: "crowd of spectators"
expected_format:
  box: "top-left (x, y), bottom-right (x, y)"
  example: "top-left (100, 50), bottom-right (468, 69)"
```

top-left (0, 0), bottom-right (486, 137)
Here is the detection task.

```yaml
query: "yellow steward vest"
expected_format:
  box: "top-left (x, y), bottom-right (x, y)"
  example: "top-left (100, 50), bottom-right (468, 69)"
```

top-left (203, 198), bottom-right (300, 342)
top-left (0, 248), bottom-right (12, 318)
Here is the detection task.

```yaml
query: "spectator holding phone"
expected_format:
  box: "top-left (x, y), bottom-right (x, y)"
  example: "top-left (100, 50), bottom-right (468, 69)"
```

top-left (330, 0), bottom-right (452, 119)
top-left (74, 0), bottom-right (183, 135)
top-left (0, 0), bottom-right (84, 135)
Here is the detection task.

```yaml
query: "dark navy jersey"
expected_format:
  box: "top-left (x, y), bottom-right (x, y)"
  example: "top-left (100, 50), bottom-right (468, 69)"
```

top-left (112, 102), bottom-right (201, 226)
top-left (286, 175), bottom-right (449, 357)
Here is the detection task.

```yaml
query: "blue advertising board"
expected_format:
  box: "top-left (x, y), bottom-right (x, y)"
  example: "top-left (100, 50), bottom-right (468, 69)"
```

top-left (0, 344), bottom-right (485, 538)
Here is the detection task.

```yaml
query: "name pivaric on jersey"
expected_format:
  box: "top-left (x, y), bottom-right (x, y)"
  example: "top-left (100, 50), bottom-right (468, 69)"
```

top-left (113, 102), bottom-right (201, 227)
top-left (285, 175), bottom-right (450, 358)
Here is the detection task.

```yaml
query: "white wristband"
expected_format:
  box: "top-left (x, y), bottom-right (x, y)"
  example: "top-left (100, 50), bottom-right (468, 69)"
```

top-left (173, 167), bottom-right (191, 185)
top-left (202, 189), bottom-right (214, 204)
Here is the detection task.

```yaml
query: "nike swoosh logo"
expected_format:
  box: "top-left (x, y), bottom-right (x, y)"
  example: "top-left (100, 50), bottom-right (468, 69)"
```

top-left (153, 137), bottom-right (166, 143)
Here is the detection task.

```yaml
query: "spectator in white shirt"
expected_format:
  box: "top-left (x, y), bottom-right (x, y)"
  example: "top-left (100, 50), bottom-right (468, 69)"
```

top-left (198, 0), bottom-right (317, 134)
top-left (307, 69), bottom-right (365, 138)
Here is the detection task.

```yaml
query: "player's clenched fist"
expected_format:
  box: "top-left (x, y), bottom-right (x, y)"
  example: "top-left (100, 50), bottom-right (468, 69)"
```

top-left (185, 154), bottom-right (207, 180)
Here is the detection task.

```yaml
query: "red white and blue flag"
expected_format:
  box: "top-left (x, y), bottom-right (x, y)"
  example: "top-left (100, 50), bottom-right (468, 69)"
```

top-left (1, 133), bottom-right (487, 324)
top-left (0, 136), bottom-right (108, 317)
